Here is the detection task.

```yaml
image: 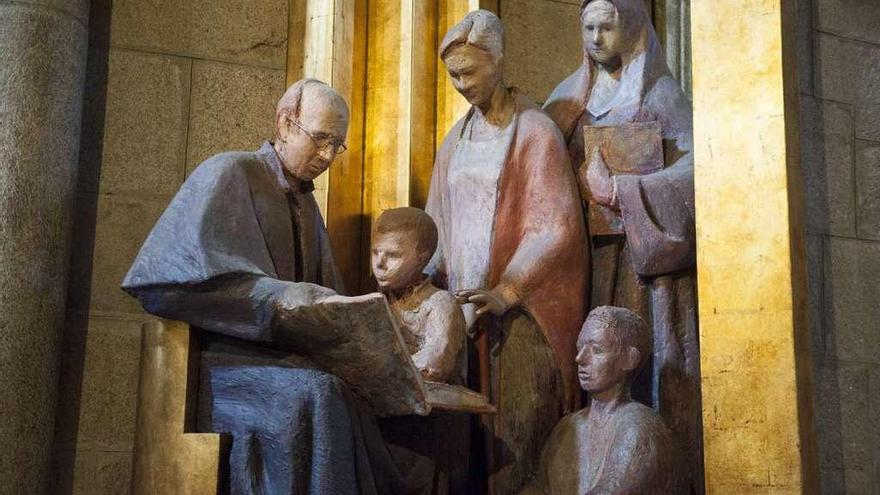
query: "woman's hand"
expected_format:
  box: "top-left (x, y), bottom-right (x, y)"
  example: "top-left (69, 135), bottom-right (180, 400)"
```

top-left (587, 147), bottom-right (618, 208)
top-left (454, 287), bottom-right (519, 318)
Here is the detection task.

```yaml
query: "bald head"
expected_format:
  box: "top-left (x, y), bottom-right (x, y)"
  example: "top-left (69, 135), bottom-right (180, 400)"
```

top-left (276, 79), bottom-right (349, 130)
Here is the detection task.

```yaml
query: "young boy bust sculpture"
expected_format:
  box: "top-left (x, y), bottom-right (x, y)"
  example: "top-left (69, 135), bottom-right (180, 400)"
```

top-left (372, 207), bottom-right (469, 495)
top-left (523, 306), bottom-right (686, 495)
top-left (371, 206), bottom-right (466, 383)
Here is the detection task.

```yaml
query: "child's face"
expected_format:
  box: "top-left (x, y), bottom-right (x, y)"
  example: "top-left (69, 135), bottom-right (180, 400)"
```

top-left (371, 231), bottom-right (428, 293)
top-left (575, 321), bottom-right (631, 394)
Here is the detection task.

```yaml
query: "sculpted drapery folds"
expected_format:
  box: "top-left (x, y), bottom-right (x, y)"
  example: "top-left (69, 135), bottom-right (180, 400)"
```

top-left (427, 10), bottom-right (588, 494)
top-left (544, 0), bottom-right (703, 491)
top-left (122, 80), bottom-right (405, 495)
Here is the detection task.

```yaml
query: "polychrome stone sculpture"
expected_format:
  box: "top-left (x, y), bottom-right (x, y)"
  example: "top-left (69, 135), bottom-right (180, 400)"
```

top-left (123, 79), bottom-right (404, 495)
top-left (544, 1), bottom-right (702, 489)
top-left (428, 9), bottom-right (588, 494)
top-left (370, 206), bottom-right (470, 494)
top-left (523, 306), bottom-right (686, 495)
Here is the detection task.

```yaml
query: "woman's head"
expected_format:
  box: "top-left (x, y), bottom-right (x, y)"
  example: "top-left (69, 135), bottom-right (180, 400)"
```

top-left (580, 0), bottom-right (645, 67)
top-left (440, 10), bottom-right (505, 107)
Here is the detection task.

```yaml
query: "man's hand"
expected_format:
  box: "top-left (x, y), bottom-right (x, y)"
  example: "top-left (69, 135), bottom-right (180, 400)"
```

top-left (274, 283), bottom-right (338, 312)
top-left (454, 286), bottom-right (519, 318)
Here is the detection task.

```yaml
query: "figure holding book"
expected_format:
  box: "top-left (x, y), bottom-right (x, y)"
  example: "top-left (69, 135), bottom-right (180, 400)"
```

top-left (543, 0), bottom-right (702, 491)
top-left (371, 207), bottom-right (470, 495)
top-left (427, 10), bottom-right (588, 494)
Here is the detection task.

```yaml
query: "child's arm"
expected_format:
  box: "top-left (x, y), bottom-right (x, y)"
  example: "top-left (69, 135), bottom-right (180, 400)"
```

top-left (412, 292), bottom-right (466, 382)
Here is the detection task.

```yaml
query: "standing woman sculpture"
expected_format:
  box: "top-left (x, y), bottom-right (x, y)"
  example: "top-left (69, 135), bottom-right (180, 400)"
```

top-left (544, 0), bottom-right (702, 491)
top-left (426, 10), bottom-right (588, 494)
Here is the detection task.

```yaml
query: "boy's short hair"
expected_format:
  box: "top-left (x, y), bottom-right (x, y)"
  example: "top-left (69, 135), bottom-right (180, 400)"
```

top-left (583, 306), bottom-right (652, 370)
top-left (373, 207), bottom-right (439, 257)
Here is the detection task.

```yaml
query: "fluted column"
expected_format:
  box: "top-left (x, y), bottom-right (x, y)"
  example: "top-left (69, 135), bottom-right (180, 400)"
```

top-left (0, 0), bottom-right (89, 492)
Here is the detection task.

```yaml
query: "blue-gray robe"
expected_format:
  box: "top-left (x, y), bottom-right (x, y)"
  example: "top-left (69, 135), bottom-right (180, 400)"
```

top-left (122, 141), bottom-right (403, 494)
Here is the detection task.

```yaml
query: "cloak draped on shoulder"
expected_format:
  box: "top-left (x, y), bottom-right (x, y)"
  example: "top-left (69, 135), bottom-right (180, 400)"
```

top-left (427, 91), bottom-right (588, 411)
top-left (121, 143), bottom-right (403, 495)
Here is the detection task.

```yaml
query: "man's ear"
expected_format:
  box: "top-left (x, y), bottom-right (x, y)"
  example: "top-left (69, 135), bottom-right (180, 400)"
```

top-left (623, 346), bottom-right (641, 372)
top-left (275, 111), bottom-right (290, 142)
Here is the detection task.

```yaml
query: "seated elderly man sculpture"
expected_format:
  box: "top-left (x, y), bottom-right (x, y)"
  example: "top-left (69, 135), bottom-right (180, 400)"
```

top-left (523, 306), bottom-right (686, 495)
top-left (122, 79), bottom-right (403, 494)
top-left (370, 207), bottom-right (469, 494)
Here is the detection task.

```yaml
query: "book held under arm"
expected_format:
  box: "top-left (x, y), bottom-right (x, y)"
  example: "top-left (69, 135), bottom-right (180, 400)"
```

top-left (580, 121), bottom-right (664, 236)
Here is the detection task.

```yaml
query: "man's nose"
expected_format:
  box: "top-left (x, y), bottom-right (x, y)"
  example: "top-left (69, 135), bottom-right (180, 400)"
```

top-left (591, 31), bottom-right (602, 46)
top-left (575, 346), bottom-right (588, 364)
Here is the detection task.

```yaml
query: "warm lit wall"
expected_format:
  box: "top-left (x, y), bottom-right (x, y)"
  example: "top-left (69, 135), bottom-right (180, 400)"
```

top-left (798, 0), bottom-right (880, 492)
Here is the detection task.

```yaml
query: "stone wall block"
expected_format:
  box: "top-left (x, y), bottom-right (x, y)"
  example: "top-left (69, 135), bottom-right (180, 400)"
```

top-left (856, 140), bottom-right (880, 240)
top-left (817, 0), bottom-right (880, 46)
top-left (823, 237), bottom-right (880, 364)
top-left (871, 366), bottom-right (880, 451)
top-left (501, 0), bottom-right (583, 102)
top-left (109, 0), bottom-right (288, 69)
top-left (799, 95), bottom-right (856, 236)
top-left (82, 49), bottom-right (191, 196)
top-left (186, 61), bottom-right (284, 174)
top-left (71, 451), bottom-right (134, 495)
top-left (14, 0), bottom-right (89, 24)
top-left (814, 363), bottom-right (874, 494)
top-left (814, 33), bottom-right (880, 106)
top-left (855, 103), bottom-right (880, 143)
top-left (88, 194), bottom-right (172, 315)
top-left (0, 4), bottom-right (88, 491)
top-left (74, 317), bottom-right (143, 453)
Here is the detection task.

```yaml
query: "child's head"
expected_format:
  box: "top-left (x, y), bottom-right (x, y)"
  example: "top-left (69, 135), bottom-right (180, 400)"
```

top-left (371, 207), bottom-right (438, 293)
top-left (575, 306), bottom-right (650, 394)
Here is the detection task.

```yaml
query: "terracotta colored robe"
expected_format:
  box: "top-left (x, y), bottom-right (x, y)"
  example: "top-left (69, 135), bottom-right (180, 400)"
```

top-left (544, 0), bottom-right (702, 492)
top-left (427, 91), bottom-right (588, 493)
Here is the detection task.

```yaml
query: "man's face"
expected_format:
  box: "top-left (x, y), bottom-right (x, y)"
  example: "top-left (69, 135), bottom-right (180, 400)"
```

top-left (582, 1), bottom-right (625, 66)
top-left (371, 231), bottom-right (428, 293)
top-left (277, 91), bottom-right (349, 181)
top-left (575, 319), bottom-right (631, 393)
top-left (444, 45), bottom-right (502, 108)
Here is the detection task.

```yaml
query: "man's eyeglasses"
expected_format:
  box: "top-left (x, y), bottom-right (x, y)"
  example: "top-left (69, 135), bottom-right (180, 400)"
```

top-left (287, 117), bottom-right (348, 155)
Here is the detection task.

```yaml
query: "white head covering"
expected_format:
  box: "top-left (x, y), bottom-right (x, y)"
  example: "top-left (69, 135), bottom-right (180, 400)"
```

top-left (546, 0), bottom-right (672, 137)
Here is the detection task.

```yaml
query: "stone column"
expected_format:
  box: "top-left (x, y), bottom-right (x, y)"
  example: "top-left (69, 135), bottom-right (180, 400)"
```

top-left (691, 0), bottom-right (819, 493)
top-left (0, 0), bottom-right (89, 492)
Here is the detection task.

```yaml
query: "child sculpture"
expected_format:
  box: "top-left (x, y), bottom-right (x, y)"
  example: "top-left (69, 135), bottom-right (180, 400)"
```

top-left (372, 207), bottom-right (469, 494)
top-left (371, 206), bottom-right (466, 383)
top-left (523, 306), bottom-right (686, 494)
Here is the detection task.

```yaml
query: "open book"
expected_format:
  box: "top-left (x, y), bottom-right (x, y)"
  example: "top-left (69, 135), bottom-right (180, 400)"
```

top-left (580, 121), bottom-right (664, 236)
top-left (274, 292), bottom-right (494, 418)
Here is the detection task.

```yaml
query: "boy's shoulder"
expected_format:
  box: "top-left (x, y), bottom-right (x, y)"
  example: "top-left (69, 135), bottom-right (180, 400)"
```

top-left (420, 283), bottom-right (458, 310)
top-left (407, 281), bottom-right (460, 318)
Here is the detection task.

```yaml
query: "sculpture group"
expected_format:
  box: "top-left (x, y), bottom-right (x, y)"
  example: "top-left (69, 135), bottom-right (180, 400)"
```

top-left (123, 1), bottom-right (699, 493)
